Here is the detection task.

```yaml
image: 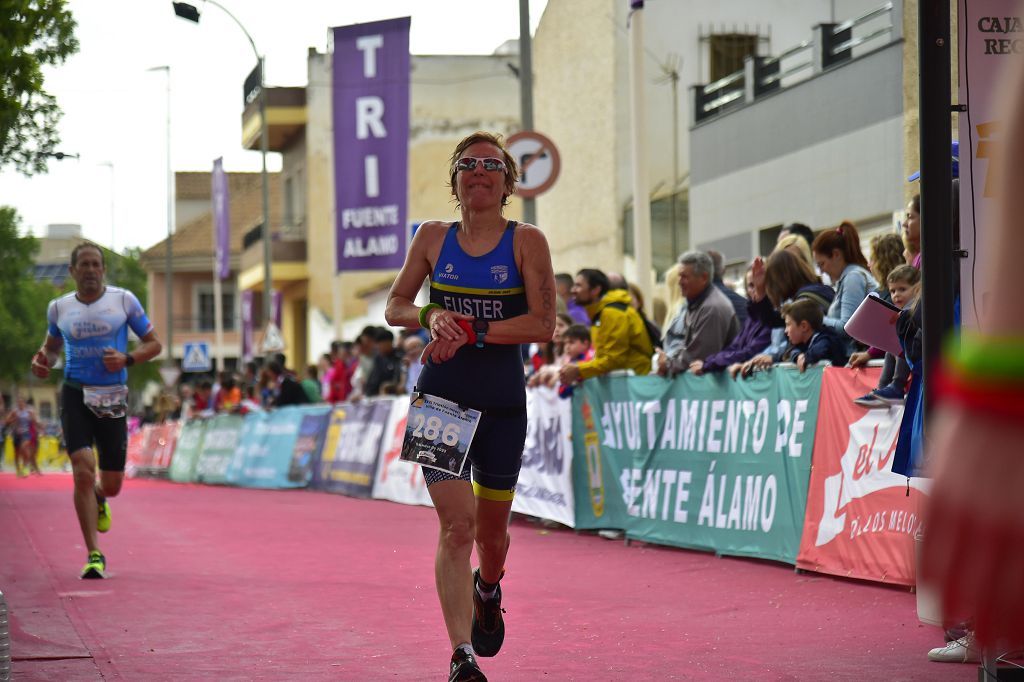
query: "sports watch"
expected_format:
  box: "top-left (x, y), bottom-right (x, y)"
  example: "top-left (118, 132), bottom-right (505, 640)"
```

top-left (472, 319), bottom-right (490, 348)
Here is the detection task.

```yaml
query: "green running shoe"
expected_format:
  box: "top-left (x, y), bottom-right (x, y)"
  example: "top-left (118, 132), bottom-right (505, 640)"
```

top-left (81, 551), bottom-right (106, 579)
top-left (97, 499), bottom-right (111, 533)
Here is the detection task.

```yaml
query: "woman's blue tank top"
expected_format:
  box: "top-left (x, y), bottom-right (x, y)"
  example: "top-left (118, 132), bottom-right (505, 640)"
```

top-left (416, 221), bottom-right (528, 409)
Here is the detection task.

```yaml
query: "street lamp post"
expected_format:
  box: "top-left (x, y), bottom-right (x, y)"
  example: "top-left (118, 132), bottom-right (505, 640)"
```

top-left (173, 1), bottom-right (272, 332)
top-left (97, 161), bottom-right (115, 253)
top-left (147, 65), bottom-right (174, 366)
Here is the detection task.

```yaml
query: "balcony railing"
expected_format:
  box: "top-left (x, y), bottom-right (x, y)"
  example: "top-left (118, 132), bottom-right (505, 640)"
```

top-left (692, 1), bottom-right (900, 124)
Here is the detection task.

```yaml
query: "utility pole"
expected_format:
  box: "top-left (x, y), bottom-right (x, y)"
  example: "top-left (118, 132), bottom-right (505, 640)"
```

top-left (628, 1), bottom-right (653, 310)
top-left (518, 0), bottom-right (536, 226)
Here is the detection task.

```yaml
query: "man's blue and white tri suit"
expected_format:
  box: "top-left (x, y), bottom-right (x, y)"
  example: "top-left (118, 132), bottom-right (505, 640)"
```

top-left (416, 221), bottom-right (528, 500)
top-left (48, 286), bottom-right (153, 471)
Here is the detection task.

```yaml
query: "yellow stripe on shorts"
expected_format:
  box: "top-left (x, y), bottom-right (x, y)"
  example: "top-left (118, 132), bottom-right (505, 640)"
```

top-left (473, 481), bottom-right (516, 502)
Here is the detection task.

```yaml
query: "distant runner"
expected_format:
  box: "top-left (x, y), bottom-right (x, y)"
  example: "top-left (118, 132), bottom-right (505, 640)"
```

top-left (31, 243), bottom-right (162, 579)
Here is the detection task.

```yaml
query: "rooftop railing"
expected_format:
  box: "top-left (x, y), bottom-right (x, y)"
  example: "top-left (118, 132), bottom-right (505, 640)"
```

top-left (692, 1), bottom-right (901, 124)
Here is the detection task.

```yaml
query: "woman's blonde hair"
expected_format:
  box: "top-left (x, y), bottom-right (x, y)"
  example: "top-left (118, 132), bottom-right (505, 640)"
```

top-left (774, 233), bottom-right (814, 269)
top-left (448, 131), bottom-right (519, 208)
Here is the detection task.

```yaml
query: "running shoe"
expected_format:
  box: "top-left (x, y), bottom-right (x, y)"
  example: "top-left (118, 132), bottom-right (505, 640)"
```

top-left (853, 391), bottom-right (885, 408)
top-left (448, 648), bottom-right (487, 682)
top-left (97, 499), bottom-right (111, 533)
top-left (471, 569), bottom-right (505, 658)
top-left (873, 385), bottom-right (906, 405)
top-left (80, 551), bottom-right (106, 580)
top-left (927, 635), bottom-right (980, 663)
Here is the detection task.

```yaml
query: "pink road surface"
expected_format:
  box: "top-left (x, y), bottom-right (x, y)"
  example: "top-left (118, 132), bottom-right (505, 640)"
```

top-left (1, 474), bottom-right (969, 680)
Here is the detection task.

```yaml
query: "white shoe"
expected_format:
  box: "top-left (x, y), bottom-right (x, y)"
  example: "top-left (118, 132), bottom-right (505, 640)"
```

top-left (927, 635), bottom-right (980, 663)
top-left (597, 529), bottom-right (623, 540)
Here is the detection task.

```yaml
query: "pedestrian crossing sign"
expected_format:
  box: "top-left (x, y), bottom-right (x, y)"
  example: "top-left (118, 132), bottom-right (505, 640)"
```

top-left (182, 341), bottom-right (212, 372)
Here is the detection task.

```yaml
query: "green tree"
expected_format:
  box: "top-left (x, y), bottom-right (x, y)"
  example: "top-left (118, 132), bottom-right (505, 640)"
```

top-left (0, 0), bottom-right (79, 175)
top-left (0, 206), bottom-right (59, 383)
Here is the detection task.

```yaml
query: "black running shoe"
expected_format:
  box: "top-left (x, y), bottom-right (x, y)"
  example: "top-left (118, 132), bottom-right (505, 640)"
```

top-left (449, 648), bottom-right (487, 682)
top-left (471, 569), bottom-right (505, 657)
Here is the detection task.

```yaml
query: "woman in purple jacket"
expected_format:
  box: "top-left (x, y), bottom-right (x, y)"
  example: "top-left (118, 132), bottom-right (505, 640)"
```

top-left (689, 257), bottom-right (783, 376)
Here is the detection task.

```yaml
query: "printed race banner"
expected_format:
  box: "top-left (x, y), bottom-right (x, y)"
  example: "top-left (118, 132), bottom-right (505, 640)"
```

top-left (572, 367), bottom-right (823, 564)
top-left (372, 397), bottom-right (433, 507)
top-left (957, 0), bottom-right (1017, 329)
top-left (316, 399), bottom-right (392, 497)
top-left (194, 414), bottom-right (245, 485)
top-left (169, 419), bottom-right (207, 483)
top-left (797, 367), bottom-right (930, 586)
top-left (227, 406), bottom-right (331, 488)
top-left (287, 410), bottom-right (333, 486)
top-left (212, 157), bottom-right (230, 280)
top-left (332, 17), bottom-right (410, 271)
top-left (128, 422), bottom-right (179, 477)
top-left (513, 386), bottom-right (575, 527)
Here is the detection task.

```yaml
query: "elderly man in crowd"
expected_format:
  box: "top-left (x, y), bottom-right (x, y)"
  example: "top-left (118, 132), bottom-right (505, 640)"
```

top-left (657, 251), bottom-right (740, 377)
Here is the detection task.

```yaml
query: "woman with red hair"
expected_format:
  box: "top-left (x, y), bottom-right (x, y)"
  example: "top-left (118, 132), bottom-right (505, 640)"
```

top-left (812, 221), bottom-right (877, 351)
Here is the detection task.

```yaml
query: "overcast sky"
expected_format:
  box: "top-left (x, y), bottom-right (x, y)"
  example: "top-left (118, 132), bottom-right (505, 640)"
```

top-left (0, 0), bottom-right (548, 252)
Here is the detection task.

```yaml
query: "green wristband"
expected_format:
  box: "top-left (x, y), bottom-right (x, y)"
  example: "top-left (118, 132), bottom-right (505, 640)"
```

top-left (418, 303), bottom-right (442, 329)
top-left (948, 332), bottom-right (1024, 381)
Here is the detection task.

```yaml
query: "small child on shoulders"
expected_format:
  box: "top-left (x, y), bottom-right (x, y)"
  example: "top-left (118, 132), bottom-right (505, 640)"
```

top-left (775, 298), bottom-right (850, 372)
top-left (558, 324), bottom-right (594, 398)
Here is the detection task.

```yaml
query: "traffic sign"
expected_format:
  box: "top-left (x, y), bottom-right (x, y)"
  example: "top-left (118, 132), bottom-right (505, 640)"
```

top-left (158, 366), bottom-right (181, 387)
top-left (182, 342), bottom-right (212, 373)
top-left (507, 130), bottom-right (561, 199)
top-left (260, 322), bottom-right (286, 354)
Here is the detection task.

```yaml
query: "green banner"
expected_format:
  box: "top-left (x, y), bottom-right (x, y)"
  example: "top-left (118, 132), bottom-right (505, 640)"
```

top-left (193, 414), bottom-right (245, 485)
top-left (169, 419), bottom-right (207, 483)
top-left (571, 367), bottom-right (822, 564)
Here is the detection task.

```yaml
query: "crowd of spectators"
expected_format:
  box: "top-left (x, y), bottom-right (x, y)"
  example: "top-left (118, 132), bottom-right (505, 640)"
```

top-left (520, 210), bottom-right (922, 405)
top-left (166, 208), bottom-right (923, 417)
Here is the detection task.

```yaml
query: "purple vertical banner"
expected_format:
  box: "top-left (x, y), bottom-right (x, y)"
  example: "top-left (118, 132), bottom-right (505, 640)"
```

top-left (211, 157), bottom-right (231, 280)
top-left (241, 290), bottom-right (254, 361)
top-left (332, 17), bottom-right (410, 272)
top-left (271, 289), bottom-right (282, 329)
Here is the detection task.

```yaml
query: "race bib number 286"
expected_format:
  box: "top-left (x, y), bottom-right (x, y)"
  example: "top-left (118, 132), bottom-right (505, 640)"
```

top-left (400, 393), bottom-right (482, 476)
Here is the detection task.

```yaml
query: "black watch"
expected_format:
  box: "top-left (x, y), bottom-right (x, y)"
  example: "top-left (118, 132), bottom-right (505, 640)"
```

top-left (472, 319), bottom-right (490, 348)
top-left (125, 353), bottom-right (135, 367)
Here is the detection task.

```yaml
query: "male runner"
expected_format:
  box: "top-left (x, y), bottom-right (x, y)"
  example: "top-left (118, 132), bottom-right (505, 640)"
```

top-left (31, 243), bottom-right (162, 578)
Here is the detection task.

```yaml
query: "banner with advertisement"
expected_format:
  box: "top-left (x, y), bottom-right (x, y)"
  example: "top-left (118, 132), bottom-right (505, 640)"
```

top-left (227, 406), bottom-right (331, 488)
top-left (957, 0), bottom-right (1018, 329)
top-left (315, 399), bottom-right (392, 497)
top-left (212, 157), bottom-right (230, 281)
top-left (372, 397), bottom-right (434, 507)
top-left (572, 368), bottom-right (822, 564)
top-left (332, 17), bottom-right (410, 272)
top-left (287, 410), bottom-right (334, 486)
top-left (797, 367), bottom-right (930, 586)
top-left (512, 386), bottom-right (575, 527)
top-left (128, 422), bottom-right (179, 477)
top-left (169, 419), bottom-right (207, 483)
top-left (241, 290), bottom-right (254, 362)
top-left (194, 414), bottom-right (245, 484)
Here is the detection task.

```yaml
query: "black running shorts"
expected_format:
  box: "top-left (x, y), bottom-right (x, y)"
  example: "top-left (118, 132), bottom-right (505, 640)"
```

top-left (61, 383), bottom-right (128, 472)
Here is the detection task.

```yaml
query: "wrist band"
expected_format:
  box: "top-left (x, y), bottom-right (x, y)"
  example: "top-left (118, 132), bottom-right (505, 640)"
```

top-left (125, 353), bottom-right (135, 367)
top-left (948, 332), bottom-right (1024, 381)
top-left (418, 303), bottom-right (442, 329)
top-left (935, 364), bottom-right (1024, 421)
top-left (455, 319), bottom-right (477, 344)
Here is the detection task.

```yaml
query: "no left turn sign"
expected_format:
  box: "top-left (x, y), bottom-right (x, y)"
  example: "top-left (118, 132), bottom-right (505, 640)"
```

top-left (507, 130), bottom-right (560, 199)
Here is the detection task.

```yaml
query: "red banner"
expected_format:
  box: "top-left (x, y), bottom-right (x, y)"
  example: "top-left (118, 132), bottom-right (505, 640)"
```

top-left (126, 422), bottom-right (180, 477)
top-left (796, 367), bottom-right (930, 586)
